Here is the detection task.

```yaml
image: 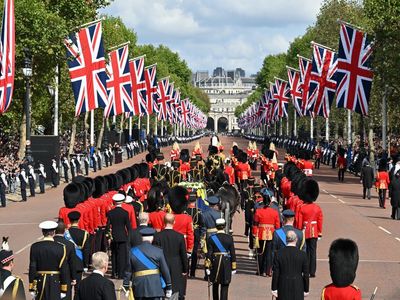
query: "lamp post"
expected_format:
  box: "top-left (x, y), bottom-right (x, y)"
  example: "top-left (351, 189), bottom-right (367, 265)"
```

top-left (22, 48), bottom-right (33, 163)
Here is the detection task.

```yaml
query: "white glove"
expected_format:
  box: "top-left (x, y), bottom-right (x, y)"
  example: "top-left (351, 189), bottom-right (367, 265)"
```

top-left (83, 268), bottom-right (88, 273)
top-left (231, 270), bottom-right (236, 275)
top-left (206, 269), bottom-right (211, 276)
top-left (125, 291), bottom-right (130, 298)
top-left (187, 252), bottom-right (192, 259)
top-left (30, 291), bottom-right (36, 299)
top-left (60, 293), bottom-right (66, 299)
top-left (271, 290), bottom-right (278, 298)
top-left (165, 289), bottom-right (172, 298)
top-left (304, 292), bottom-right (309, 297)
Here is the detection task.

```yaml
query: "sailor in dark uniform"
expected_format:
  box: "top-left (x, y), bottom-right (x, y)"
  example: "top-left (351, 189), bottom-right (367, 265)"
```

top-left (66, 211), bottom-right (90, 293)
top-left (76, 252), bottom-right (116, 300)
top-left (104, 148), bottom-right (110, 167)
top-left (62, 156), bottom-right (70, 183)
top-left (123, 227), bottom-right (172, 300)
top-left (0, 249), bottom-right (26, 300)
top-left (27, 164), bottom-right (36, 197)
top-left (205, 218), bottom-right (236, 300)
top-left (28, 221), bottom-right (68, 300)
top-left (18, 165), bottom-right (28, 202)
top-left (38, 162), bottom-right (46, 194)
top-left (50, 158), bottom-right (59, 187)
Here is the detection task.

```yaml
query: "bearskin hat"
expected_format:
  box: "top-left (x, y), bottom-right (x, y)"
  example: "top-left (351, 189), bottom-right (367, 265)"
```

top-left (238, 151), bottom-right (248, 163)
top-left (147, 184), bottom-right (165, 212)
top-left (209, 145), bottom-right (219, 156)
top-left (92, 176), bottom-right (106, 198)
top-left (338, 147), bottom-right (346, 157)
top-left (77, 182), bottom-right (89, 202)
top-left (168, 186), bottom-right (188, 214)
top-left (122, 168), bottom-right (132, 183)
top-left (329, 238), bottom-right (359, 287)
top-left (266, 149), bottom-right (275, 160)
top-left (114, 173), bottom-right (123, 190)
top-left (138, 163), bottom-right (149, 178)
top-left (105, 174), bottom-right (116, 192)
top-left (63, 182), bottom-right (81, 208)
top-left (283, 161), bottom-right (296, 178)
top-left (130, 165), bottom-right (140, 181)
top-left (291, 171), bottom-right (306, 196)
top-left (299, 177), bottom-right (319, 202)
top-left (146, 152), bottom-right (156, 164)
top-left (180, 149), bottom-right (190, 163)
top-left (378, 158), bottom-right (387, 172)
top-left (304, 151), bottom-right (311, 161)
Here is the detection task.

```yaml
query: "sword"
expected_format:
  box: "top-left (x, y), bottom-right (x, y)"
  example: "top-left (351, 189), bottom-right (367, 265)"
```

top-left (370, 287), bottom-right (378, 300)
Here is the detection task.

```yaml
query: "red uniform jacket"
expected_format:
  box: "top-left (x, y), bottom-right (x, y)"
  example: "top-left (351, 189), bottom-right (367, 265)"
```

top-left (302, 160), bottom-right (314, 176)
top-left (173, 213), bottom-right (194, 252)
top-left (122, 203), bottom-right (137, 229)
top-left (235, 162), bottom-right (251, 181)
top-left (58, 207), bottom-right (76, 228)
top-left (337, 156), bottom-right (347, 169)
top-left (148, 210), bottom-right (166, 232)
top-left (179, 162), bottom-right (191, 180)
top-left (133, 178), bottom-right (151, 202)
top-left (280, 177), bottom-right (292, 200)
top-left (315, 149), bottom-right (322, 159)
top-left (170, 149), bottom-right (180, 161)
top-left (224, 165), bottom-right (235, 185)
top-left (322, 284), bottom-right (361, 300)
top-left (297, 203), bottom-right (323, 239)
top-left (252, 206), bottom-right (280, 241)
top-left (375, 171), bottom-right (390, 189)
top-left (192, 149), bottom-right (202, 158)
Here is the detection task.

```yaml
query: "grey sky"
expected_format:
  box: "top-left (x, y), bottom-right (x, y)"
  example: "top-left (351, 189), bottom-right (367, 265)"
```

top-left (100, 0), bottom-right (324, 76)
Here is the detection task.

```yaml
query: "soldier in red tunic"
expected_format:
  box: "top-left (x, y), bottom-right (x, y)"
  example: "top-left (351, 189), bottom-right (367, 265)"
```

top-left (59, 182), bottom-right (81, 228)
top-left (296, 178), bottom-right (323, 277)
top-left (375, 159), bottom-right (390, 208)
top-left (171, 142), bottom-right (181, 161)
top-left (337, 148), bottom-right (347, 182)
top-left (223, 158), bottom-right (235, 185)
top-left (168, 186), bottom-right (194, 254)
top-left (321, 238), bottom-right (361, 300)
top-left (314, 146), bottom-right (322, 169)
top-left (147, 185), bottom-right (167, 232)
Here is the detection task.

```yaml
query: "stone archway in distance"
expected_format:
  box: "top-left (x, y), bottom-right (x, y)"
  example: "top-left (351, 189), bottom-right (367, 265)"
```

top-left (217, 117), bottom-right (229, 133)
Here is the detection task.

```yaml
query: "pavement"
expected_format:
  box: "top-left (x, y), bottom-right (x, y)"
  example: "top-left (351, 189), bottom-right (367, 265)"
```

top-left (1, 136), bottom-right (399, 299)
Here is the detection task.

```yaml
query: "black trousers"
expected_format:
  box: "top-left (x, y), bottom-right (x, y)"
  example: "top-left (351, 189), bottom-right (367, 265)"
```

top-left (73, 271), bottom-right (83, 300)
top-left (190, 229), bottom-right (200, 276)
top-left (29, 178), bottom-right (35, 196)
top-left (105, 156), bottom-right (109, 167)
top-left (21, 186), bottom-right (27, 201)
top-left (363, 187), bottom-right (371, 199)
top-left (315, 158), bottom-right (320, 169)
top-left (39, 177), bottom-right (45, 193)
top-left (391, 207), bottom-right (400, 220)
top-left (212, 283), bottom-right (229, 300)
top-left (111, 241), bottom-right (127, 278)
top-left (0, 184), bottom-right (6, 207)
top-left (378, 189), bottom-right (387, 208)
top-left (93, 161), bottom-right (97, 172)
top-left (306, 238), bottom-right (318, 276)
top-left (257, 240), bottom-right (273, 275)
top-left (338, 169), bottom-right (345, 182)
top-left (64, 169), bottom-right (69, 182)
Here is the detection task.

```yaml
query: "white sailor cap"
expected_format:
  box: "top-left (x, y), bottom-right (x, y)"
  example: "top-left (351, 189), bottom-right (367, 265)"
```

top-left (215, 218), bottom-right (226, 226)
top-left (39, 221), bottom-right (58, 230)
top-left (112, 193), bottom-right (125, 202)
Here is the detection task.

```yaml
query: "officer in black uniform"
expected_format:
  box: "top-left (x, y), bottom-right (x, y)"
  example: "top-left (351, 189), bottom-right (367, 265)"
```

top-left (0, 167), bottom-right (8, 207)
top-left (50, 158), bottom-right (59, 187)
top-left (0, 249), bottom-right (26, 300)
top-left (205, 218), bottom-right (236, 300)
top-left (185, 191), bottom-right (205, 278)
top-left (27, 164), bottom-right (36, 197)
top-left (62, 156), bottom-right (70, 183)
top-left (66, 211), bottom-right (90, 293)
top-left (38, 162), bottom-right (46, 194)
top-left (18, 165), bottom-right (28, 202)
top-left (28, 221), bottom-right (68, 300)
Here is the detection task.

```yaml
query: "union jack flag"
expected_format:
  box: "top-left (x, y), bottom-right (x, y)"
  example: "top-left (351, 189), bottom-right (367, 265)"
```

top-left (129, 55), bottom-right (146, 116)
top-left (156, 77), bottom-right (170, 121)
top-left (287, 67), bottom-right (303, 116)
top-left (266, 86), bottom-right (276, 124)
top-left (104, 44), bottom-right (133, 117)
top-left (167, 82), bottom-right (175, 124)
top-left (64, 21), bottom-right (108, 117)
top-left (181, 98), bottom-right (189, 127)
top-left (173, 88), bottom-right (181, 124)
top-left (298, 55), bottom-right (313, 117)
top-left (144, 64), bottom-right (157, 116)
top-left (336, 23), bottom-right (373, 115)
top-left (272, 78), bottom-right (290, 118)
top-left (0, 0), bottom-right (15, 114)
top-left (307, 43), bottom-right (337, 118)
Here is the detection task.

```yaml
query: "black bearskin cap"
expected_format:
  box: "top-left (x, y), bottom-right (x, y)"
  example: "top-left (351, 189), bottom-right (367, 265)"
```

top-left (77, 182), bottom-right (89, 202)
top-left (338, 147), bottom-right (346, 157)
top-left (291, 171), bottom-right (306, 195)
top-left (378, 159), bottom-right (387, 172)
top-left (93, 176), bottom-right (106, 198)
top-left (138, 163), bottom-right (149, 178)
top-left (180, 149), bottom-right (190, 163)
top-left (283, 161), bottom-right (296, 178)
top-left (114, 173), bottom-right (123, 190)
top-left (146, 152), bottom-right (156, 163)
top-left (63, 182), bottom-right (81, 208)
top-left (266, 149), bottom-right (274, 160)
top-left (105, 174), bottom-right (116, 192)
top-left (299, 177), bottom-right (319, 202)
top-left (147, 184), bottom-right (165, 212)
top-left (329, 238), bottom-right (359, 287)
top-left (232, 145), bottom-right (239, 157)
top-left (209, 146), bottom-right (218, 156)
top-left (130, 165), bottom-right (139, 181)
top-left (238, 151), bottom-right (248, 163)
top-left (83, 177), bottom-right (94, 197)
top-left (168, 186), bottom-right (188, 214)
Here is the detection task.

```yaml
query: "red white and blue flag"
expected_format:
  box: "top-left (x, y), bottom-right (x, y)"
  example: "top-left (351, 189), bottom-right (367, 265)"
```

top-left (64, 21), bottom-right (108, 116)
top-left (104, 44), bottom-right (133, 117)
top-left (167, 82), bottom-right (175, 124)
top-left (336, 23), bottom-right (373, 115)
top-left (307, 43), bottom-right (337, 118)
top-left (181, 98), bottom-right (189, 127)
top-left (144, 64), bottom-right (157, 116)
top-left (173, 88), bottom-right (181, 124)
top-left (287, 67), bottom-right (303, 116)
top-left (129, 55), bottom-right (146, 116)
top-left (272, 78), bottom-right (290, 118)
top-left (156, 77), bottom-right (170, 121)
top-left (0, 0), bottom-right (15, 114)
top-left (298, 55), bottom-right (313, 117)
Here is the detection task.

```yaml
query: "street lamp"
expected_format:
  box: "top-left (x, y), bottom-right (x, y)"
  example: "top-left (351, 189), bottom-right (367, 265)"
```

top-left (22, 48), bottom-right (33, 164)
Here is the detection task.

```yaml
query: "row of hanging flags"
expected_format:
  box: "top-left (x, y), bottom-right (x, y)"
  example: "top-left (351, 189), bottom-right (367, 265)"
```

top-left (238, 21), bottom-right (374, 130)
top-left (64, 20), bottom-right (206, 130)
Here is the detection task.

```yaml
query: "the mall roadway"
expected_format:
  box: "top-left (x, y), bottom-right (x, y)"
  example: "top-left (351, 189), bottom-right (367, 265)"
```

top-left (1, 136), bottom-right (399, 299)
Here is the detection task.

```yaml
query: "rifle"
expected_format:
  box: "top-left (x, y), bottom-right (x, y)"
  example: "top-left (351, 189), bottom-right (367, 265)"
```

top-left (370, 287), bottom-right (378, 300)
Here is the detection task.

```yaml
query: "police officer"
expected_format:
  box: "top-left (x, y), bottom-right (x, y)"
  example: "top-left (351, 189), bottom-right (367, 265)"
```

top-left (205, 218), bottom-right (236, 300)
top-left (27, 164), bottom-right (36, 197)
top-left (36, 164), bottom-right (45, 194)
top-left (28, 221), bottom-right (68, 300)
top-left (62, 156), bottom-right (70, 183)
top-left (18, 165), bottom-right (28, 202)
top-left (0, 167), bottom-right (8, 207)
top-left (50, 158), bottom-right (59, 187)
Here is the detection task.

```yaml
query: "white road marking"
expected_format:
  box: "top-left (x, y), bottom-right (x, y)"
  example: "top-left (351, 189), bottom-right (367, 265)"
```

top-left (378, 226), bottom-right (392, 235)
top-left (14, 236), bottom-right (42, 255)
top-left (322, 189), bottom-right (328, 193)
top-left (395, 238), bottom-right (400, 242)
top-left (330, 194), bottom-right (337, 199)
top-left (338, 199), bottom-right (346, 204)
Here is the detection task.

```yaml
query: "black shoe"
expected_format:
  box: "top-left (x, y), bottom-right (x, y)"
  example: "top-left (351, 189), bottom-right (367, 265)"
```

top-left (310, 274), bottom-right (316, 278)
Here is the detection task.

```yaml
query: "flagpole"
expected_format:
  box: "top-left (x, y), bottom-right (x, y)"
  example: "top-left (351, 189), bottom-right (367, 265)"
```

top-left (294, 111), bottom-right (297, 137)
top-left (161, 119), bottom-right (164, 136)
top-left (382, 85), bottom-right (388, 151)
top-left (310, 118), bottom-right (314, 141)
top-left (347, 110), bottom-right (352, 146)
top-left (286, 116), bottom-right (289, 136)
top-left (90, 110), bottom-right (95, 146)
top-left (325, 117), bottom-right (330, 141)
top-left (128, 116), bottom-right (132, 141)
top-left (279, 120), bottom-right (283, 136)
top-left (107, 41), bottom-right (131, 52)
top-left (138, 115), bottom-right (141, 133)
top-left (74, 18), bottom-right (104, 31)
top-left (146, 115), bottom-right (150, 135)
top-left (155, 116), bottom-right (158, 136)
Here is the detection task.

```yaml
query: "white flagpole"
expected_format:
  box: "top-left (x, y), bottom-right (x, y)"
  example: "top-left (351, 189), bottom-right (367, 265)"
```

top-left (155, 116), bottom-right (158, 136)
top-left (286, 116), bottom-right (289, 136)
top-left (310, 118), bottom-right (314, 140)
top-left (138, 115), bottom-right (141, 132)
top-left (112, 115), bottom-right (116, 124)
top-left (128, 116), bottom-right (132, 141)
top-left (90, 110), bottom-right (95, 146)
top-left (161, 119), bottom-right (164, 136)
top-left (294, 111), bottom-right (297, 137)
top-left (146, 115), bottom-right (150, 135)
top-left (347, 110), bottom-right (352, 145)
top-left (326, 118), bottom-right (330, 141)
top-left (54, 64), bottom-right (59, 136)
